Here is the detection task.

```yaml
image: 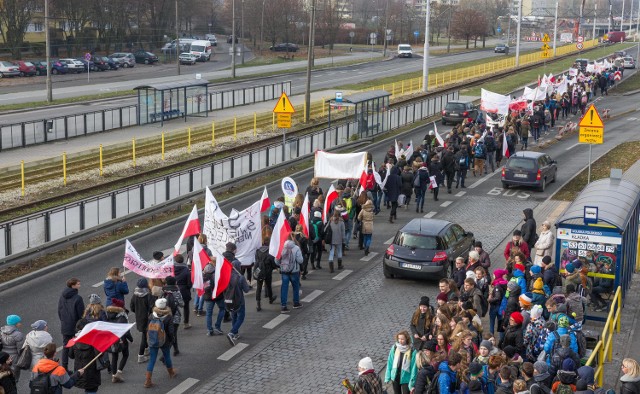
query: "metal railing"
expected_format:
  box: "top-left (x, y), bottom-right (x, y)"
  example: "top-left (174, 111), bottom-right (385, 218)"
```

top-left (586, 286), bottom-right (623, 387)
top-left (0, 90), bottom-right (459, 261)
top-left (209, 81), bottom-right (290, 111)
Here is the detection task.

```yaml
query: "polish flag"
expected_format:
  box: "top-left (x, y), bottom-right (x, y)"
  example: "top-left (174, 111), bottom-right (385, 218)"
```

top-left (173, 205), bottom-right (201, 255)
top-left (300, 193), bottom-right (310, 238)
top-left (259, 187), bottom-right (270, 213)
top-left (322, 184), bottom-right (338, 223)
top-left (212, 250), bottom-right (232, 299)
top-left (269, 210), bottom-right (292, 259)
top-left (433, 122), bottom-right (446, 148)
top-left (502, 130), bottom-right (511, 159)
top-left (66, 321), bottom-right (135, 353)
top-left (191, 239), bottom-right (210, 297)
top-left (404, 140), bottom-right (414, 160)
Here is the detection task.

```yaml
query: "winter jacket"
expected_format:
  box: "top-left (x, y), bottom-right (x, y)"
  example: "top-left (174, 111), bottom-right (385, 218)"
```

top-left (228, 258), bottom-right (251, 307)
top-left (437, 361), bottom-right (458, 394)
top-left (276, 240), bottom-right (303, 274)
top-left (24, 330), bottom-right (53, 369)
top-left (620, 373), bottom-right (640, 394)
top-left (543, 266), bottom-right (559, 290)
top-left (357, 200), bottom-right (374, 234)
top-left (328, 219), bottom-right (345, 245)
top-left (0, 369), bottom-right (17, 394)
top-left (477, 249), bottom-right (491, 269)
top-left (162, 285), bottom-right (185, 324)
top-left (401, 169), bottom-right (415, 197)
top-left (384, 344), bottom-right (416, 385)
top-left (384, 166), bottom-right (403, 202)
top-left (103, 277), bottom-right (129, 306)
top-left (31, 358), bottom-right (80, 394)
top-left (543, 328), bottom-right (578, 356)
top-left (254, 246), bottom-right (277, 281)
top-left (105, 306), bottom-right (133, 347)
top-left (0, 325), bottom-right (24, 361)
top-left (129, 287), bottom-right (153, 332)
top-left (534, 229), bottom-right (554, 265)
top-left (305, 185), bottom-right (323, 206)
top-left (174, 261), bottom-right (193, 302)
top-left (202, 263), bottom-right (219, 300)
top-left (58, 287), bottom-right (85, 336)
top-left (148, 307), bottom-right (175, 348)
top-left (428, 160), bottom-right (444, 185)
top-left (503, 240), bottom-right (531, 261)
top-left (454, 150), bottom-right (469, 171)
top-left (521, 208), bottom-right (537, 250)
top-left (69, 342), bottom-right (101, 391)
top-left (530, 372), bottom-right (552, 394)
top-left (441, 150), bottom-right (456, 173)
top-left (500, 323), bottom-right (525, 355)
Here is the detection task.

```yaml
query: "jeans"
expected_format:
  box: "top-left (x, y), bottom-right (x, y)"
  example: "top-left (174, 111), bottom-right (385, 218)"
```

top-left (230, 304), bottom-right (246, 335)
top-left (486, 151), bottom-right (495, 172)
top-left (456, 169), bottom-right (467, 187)
top-left (489, 305), bottom-right (500, 334)
top-left (522, 137), bottom-right (528, 150)
top-left (329, 243), bottom-right (343, 261)
top-left (415, 187), bottom-right (426, 210)
top-left (256, 276), bottom-right (273, 302)
top-left (194, 295), bottom-right (204, 313)
top-left (147, 346), bottom-right (172, 372)
top-left (281, 272), bottom-right (301, 307)
top-left (372, 190), bottom-right (381, 213)
top-left (205, 298), bottom-right (226, 332)
top-left (138, 330), bottom-right (148, 356)
top-left (344, 220), bottom-right (353, 247)
top-left (363, 234), bottom-right (372, 249)
top-left (110, 342), bottom-right (129, 372)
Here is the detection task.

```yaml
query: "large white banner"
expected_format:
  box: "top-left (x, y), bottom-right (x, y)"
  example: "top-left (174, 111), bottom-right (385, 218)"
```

top-left (314, 151), bottom-right (367, 179)
top-left (522, 86), bottom-right (548, 101)
top-left (202, 187), bottom-right (261, 266)
top-left (480, 88), bottom-right (511, 115)
top-left (123, 240), bottom-right (174, 278)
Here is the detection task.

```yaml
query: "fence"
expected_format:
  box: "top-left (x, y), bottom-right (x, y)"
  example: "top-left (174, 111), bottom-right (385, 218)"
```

top-left (0, 81), bottom-right (291, 152)
top-left (586, 286), bottom-right (622, 386)
top-left (0, 90), bottom-right (459, 260)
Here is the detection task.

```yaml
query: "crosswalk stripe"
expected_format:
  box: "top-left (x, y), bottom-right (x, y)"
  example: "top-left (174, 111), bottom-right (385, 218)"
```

top-left (467, 172), bottom-right (494, 189)
top-left (360, 252), bottom-right (379, 261)
top-left (301, 289), bottom-right (324, 303)
top-left (166, 378), bottom-right (200, 394)
top-left (440, 201), bottom-right (452, 207)
top-left (455, 191), bottom-right (466, 197)
top-left (384, 237), bottom-right (394, 244)
top-left (263, 314), bottom-right (290, 329)
top-left (217, 343), bottom-right (249, 361)
top-left (332, 270), bottom-right (353, 280)
top-left (423, 211), bottom-right (437, 218)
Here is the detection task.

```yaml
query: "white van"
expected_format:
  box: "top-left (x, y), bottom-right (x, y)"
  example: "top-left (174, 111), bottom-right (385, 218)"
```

top-left (189, 40), bottom-right (213, 61)
top-left (397, 44), bottom-right (413, 58)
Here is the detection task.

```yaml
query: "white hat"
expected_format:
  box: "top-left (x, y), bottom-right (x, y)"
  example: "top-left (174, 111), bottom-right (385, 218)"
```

top-left (466, 271), bottom-right (477, 281)
top-left (358, 357), bottom-right (374, 370)
top-left (155, 298), bottom-right (167, 309)
top-left (314, 211), bottom-right (322, 218)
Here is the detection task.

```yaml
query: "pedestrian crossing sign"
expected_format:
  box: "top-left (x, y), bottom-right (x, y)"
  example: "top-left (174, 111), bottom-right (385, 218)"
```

top-left (542, 34), bottom-right (551, 43)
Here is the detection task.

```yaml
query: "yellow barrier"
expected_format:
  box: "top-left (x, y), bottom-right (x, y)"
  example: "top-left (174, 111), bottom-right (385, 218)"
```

top-left (586, 286), bottom-right (623, 386)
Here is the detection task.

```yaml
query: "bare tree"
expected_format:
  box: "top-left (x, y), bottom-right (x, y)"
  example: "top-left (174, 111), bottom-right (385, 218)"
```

top-left (0, 0), bottom-right (36, 57)
top-left (316, 0), bottom-right (344, 48)
top-left (450, 3), bottom-right (487, 48)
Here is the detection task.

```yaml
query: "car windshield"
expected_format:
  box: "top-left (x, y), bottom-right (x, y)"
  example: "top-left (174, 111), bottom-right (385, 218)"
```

top-left (507, 158), bottom-right (536, 170)
top-left (445, 103), bottom-right (466, 111)
top-left (399, 45), bottom-right (411, 51)
top-left (191, 45), bottom-right (205, 51)
top-left (1, 61), bottom-right (12, 67)
top-left (24, 62), bottom-right (34, 66)
top-left (396, 233), bottom-right (440, 250)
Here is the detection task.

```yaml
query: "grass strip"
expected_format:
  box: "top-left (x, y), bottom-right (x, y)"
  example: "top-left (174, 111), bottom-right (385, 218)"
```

top-left (611, 68), bottom-right (640, 94)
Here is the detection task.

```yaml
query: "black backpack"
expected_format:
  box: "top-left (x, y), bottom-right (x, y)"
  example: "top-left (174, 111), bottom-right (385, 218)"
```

top-left (163, 291), bottom-right (178, 316)
top-left (30, 367), bottom-right (56, 394)
top-left (574, 329), bottom-right (587, 358)
top-left (223, 270), bottom-right (241, 312)
top-left (253, 247), bottom-right (269, 281)
top-left (485, 136), bottom-right (496, 152)
top-left (426, 371), bottom-right (441, 394)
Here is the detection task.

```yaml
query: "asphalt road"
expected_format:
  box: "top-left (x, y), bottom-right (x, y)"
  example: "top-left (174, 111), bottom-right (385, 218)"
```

top-left (1, 89), bottom-right (637, 393)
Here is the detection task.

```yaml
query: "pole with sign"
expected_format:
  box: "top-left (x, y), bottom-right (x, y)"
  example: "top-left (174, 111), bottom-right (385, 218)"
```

top-left (578, 104), bottom-right (605, 183)
top-left (541, 34), bottom-right (551, 59)
top-left (273, 92), bottom-right (295, 161)
top-left (85, 52), bottom-right (91, 82)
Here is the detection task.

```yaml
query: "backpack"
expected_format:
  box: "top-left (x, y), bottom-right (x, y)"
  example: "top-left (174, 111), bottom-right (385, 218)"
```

top-left (30, 367), bottom-right (56, 394)
top-left (413, 173), bottom-right (421, 187)
top-left (550, 331), bottom-right (563, 370)
top-left (574, 329), bottom-right (587, 358)
top-left (458, 155), bottom-right (467, 168)
top-left (556, 383), bottom-right (574, 394)
top-left (426, 371), bottom-right (441, 394)
top-left (474, 143), bottom-right (486, 159)
top-left (163, 291), bottom-right (178, 316)
top-left (485, 136), bottom-right (496, 152)
top-left (147, 315), bottom-right (167, 348)
top-left (311, 221), bottom-right (322, 243)
top-left (323, 222), bottom-right (333, 244)
top-left (279, 250), bottom-right (296, 274)
top-left (223, 270), bottom-right (242, 312)
top-left (253, 247), bottom-right (269, 281)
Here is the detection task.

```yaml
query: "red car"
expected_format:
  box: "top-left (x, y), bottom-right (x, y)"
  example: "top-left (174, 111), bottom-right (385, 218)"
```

top-left (14, 60), bottom-right (37, 77)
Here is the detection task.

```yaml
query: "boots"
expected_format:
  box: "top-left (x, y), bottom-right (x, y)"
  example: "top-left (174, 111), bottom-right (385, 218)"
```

top-left (329, 261), bottom-right (335, 273)
top-left (167, 367), bottom-right (177, 379)
top-left (112, 370), bottom-right (124, 383)
top-left (338, 259), bottom-right (344, 270)
top-left (144, 347), bottom-right (149, 356)
top-left (137, 354), bottom-right (149, 364)
top-left (389, 216), bottom-right (394, 223)
top-left (173, 343), bottom-right (180, 356)
top-left (256, 300), bottom-right (262, 311)
top-left (144, 372), bottom-right (154, 388)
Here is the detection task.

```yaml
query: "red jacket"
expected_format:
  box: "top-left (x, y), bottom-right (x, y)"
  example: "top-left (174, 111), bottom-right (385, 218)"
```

top-left (503, 240), bottom-right (530, 261)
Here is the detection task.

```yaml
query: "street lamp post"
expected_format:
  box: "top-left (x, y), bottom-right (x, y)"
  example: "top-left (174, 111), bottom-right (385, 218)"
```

top-left (422, 0), bottom-right (430, 92)
top-left (593, 3), bottom-right (597, 40)
top-left (176, 0), bottom-right (181, 75)
top-left (515, 0), bottom-right (522, 66)
top-left (304, 0), bottom-right (316, 122)
top-left (383, 0), bottom-right (389, 57)
top-left (621, 0), bottom-right (625, 31)
top-left (553, 0), bottom-right (559, 56)
top-left (608, 0), bottom-right (612, 33)
top-left (260, 0), bottom-right (265, 50)
top-left (45, 0), bottom-right (52, 102)
top-left (241, 0), bottom-right (244, 65)
top-left (231, 0), bottom-right (236, 78)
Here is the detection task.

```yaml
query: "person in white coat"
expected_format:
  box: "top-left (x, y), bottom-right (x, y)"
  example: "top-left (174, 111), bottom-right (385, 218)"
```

top-left (23, 320), bottom-right (53, 370)
top-left (533, 221), bottom-right (555, 266)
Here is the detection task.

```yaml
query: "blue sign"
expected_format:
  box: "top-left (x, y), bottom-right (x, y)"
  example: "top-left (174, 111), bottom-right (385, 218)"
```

top-left (414, 31), bottom-right (420, 37)
top-left (497, 26), bottom-right (502, 33)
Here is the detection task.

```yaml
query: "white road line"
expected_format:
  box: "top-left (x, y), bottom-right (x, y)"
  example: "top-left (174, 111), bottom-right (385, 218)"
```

top-left (384, 237), bottom-right (395, 244)
top-left (92, 281), bottom-right (103, 288)
top-left (627, 117), bottom-right (638, 121)
top-left (360, 252), bottom-right (379, 261)
top-left (566, 143), bottom-right (581, 150)
top-left (423, 211), bottom-right (437, 218)
top-left (56, 346), bottom-right (63, 352)
top-left (301, 289), bottom-right (324, 303)
top-left (440, 201), bottom-right (452, 207)
top-left (263, 314), bottom-right (290, 329)
top-left (467, 172), bottom-right (494, 189)
top-left (217, 343), bottom-right (249, 361)
top-left (332, 270), bottom-right (353, 280)
top-left (166, 378), bottom-right (200, 394)
top-left (455, 191), bottom-right (466, 197)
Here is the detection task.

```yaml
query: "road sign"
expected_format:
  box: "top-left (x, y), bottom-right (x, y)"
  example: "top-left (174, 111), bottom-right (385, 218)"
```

top-left (577, 36), bottom-right (584, 43)
top-left (578, 104), bottom-right (604, 144)
top-left (497, 26), bottom-right (502, 33)
top-left (349, 32), bottom-right (355, 38)
top-left (603, 34), bottom-right (608, 41)
top-left (576, 42), bottom-right (584, 50)
top-left (84, 52), bottom-right (91, 61)
top-left (541, 43), bottom-right (551, 51)
top-left (541, 50), bottom-right (551, 58)
top-left (542, 34), bottom-right (551, 43)
top-left (277, 113), bottom-right (292, 128)
top-left (273, 92), bottom-right (295, 114)
top-left (414, 31), bottom-right (420, 37)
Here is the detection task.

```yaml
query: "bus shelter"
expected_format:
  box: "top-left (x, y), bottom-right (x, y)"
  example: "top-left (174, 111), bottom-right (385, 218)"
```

top-left (134, 80), bottom-right (209, 126)
top-left (328, 90), bottom-right (390, 137)
top-left (554, 175), bottom-right (640, 321)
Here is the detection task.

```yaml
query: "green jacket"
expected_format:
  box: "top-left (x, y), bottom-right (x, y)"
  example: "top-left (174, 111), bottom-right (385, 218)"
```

top-left (385, 344), bottom-right (416, 385)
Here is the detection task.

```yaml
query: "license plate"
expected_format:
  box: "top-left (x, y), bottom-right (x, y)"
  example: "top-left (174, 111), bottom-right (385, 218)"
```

top-left (401, 263), bottom-right (421, 270)
top-left (514, 173), bottom-right (528, 178)
top-left (450, 113), bottom-right (458, 116)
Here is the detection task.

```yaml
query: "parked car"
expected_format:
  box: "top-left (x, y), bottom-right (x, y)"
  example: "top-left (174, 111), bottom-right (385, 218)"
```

top-left (494, 43), bottom-right (509, 54)
top-left (623, 56), bottom-right (636, 69)
top-left (90, 56), bottom-right (110, 71)
top-left (102, 56), bottom-right (120, 70)
top-left (501, 151), bottom-right (557, 192)
top-left (383, 219), bottom-right (475, 280)
top-left (441, 100), bottom-right (478, 125)
top-left (109, 52), bottom-right (136, 68)
top-left (49, 60), bottom-right (68, 75)
top-left (270, 43), bottom-right (299, 52)
top-left (574, 58), bottom-right (589, 71)
top-left (14, 60), bottom-right (37, 77)
top-left (0, 61), bottom-right (21, 78)
top-left (133, 50), bottom-right (158, 64)
top-left (76, 58), bottom-right (95, 72)
top-left (189, 40), bottom-right (213, 61)
top-left (205, 33), bottom-right (218, 46)
top-left (179, 52), bottom-right (198, 65)
top-left (59, 58), bottom-right (85, 73)
top-left (31, 61), bottom-right (48, 75)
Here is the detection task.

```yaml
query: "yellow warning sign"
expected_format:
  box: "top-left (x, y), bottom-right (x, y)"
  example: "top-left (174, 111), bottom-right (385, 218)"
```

top-left (541, 43), bottom-right (551, 51)
top-left (578, 127), bottom-right (604, 144)
top-left (542, 34), bottom-right (551, 43)
top-left (277, 113), bottom-right (292, 128)
top-left (541, 51), bottom-right (551, 58)
top-left (273, 92), bottom-right (295, 114)
top-left (578, 104), bottom-right (604, 128)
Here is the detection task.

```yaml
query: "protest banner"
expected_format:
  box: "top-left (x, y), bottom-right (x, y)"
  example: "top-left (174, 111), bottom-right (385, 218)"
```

top-left (123, 240), bottom-right (174, 278)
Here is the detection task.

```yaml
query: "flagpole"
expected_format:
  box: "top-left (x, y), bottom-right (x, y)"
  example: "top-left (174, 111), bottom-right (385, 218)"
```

top-left (82, 352), bottom-right (105, 369)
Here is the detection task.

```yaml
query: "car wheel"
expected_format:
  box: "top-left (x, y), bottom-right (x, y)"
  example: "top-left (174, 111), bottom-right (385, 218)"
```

top-left (19, 72), bottom-right (24, 77)
top-left (144, 59), bottom-right (150, 64)
top-left (52, 69), bottom-right (58, 75)
top-left (383, 263), bottom-right (394, 279)
top-left (502, 182), bottom-right (509, 189)
top-left (538, 178), bottom-right (546, 192)
top-left (441, 119), bottom-right (447, 126)
top-left (123, 63), bottom-right (129, 68)
top-left (551, 171), bottom-right (557, 183)
top-left (441, 261), bottom-right (453, 279)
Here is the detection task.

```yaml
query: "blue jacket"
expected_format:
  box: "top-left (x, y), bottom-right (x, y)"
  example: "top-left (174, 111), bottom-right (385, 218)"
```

top-left (438, 361), bottom-right (458, 394)
top-left (543, 328), bottom-right (578, 359)
top-left (512, 269), bottom-right (527, 294)
top-left (103, 278), bottom-right (129, 306)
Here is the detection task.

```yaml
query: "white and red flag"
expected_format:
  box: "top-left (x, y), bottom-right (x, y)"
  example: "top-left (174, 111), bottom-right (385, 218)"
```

top-left (300, 193), bottom-right (310, 238)
top-left (191, 239), bottom-right (210, 297)
top-left (502, 131), bottom-right (511, 159)
top-left (259, 187), bottom-right (270, 213)
top-left (433, 122), bottom-right (446, 148)
top-left (212, 250), bottom-right (232, 299)
top-left (269, 209), bottom-right (292, 259)
top-left (173, 205), bottom-right (201, 255)
top-left (322, 184), bottom-right (338, 223)
top-left (66, 321), bottom-right (135, 353)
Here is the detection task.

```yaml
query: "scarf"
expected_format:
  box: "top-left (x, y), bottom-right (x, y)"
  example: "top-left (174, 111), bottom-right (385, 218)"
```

top-left (393, 343), bottom-right (412, 373)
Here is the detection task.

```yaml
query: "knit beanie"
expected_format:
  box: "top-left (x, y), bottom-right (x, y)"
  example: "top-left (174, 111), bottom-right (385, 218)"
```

top-left (419, 296), bottom-right (430, 307)
top-left (530, 265), bottom-right (542, 275)
top-left (565, 263), bottom-right (575, 273)
top-left (519, 293), bottom-right (533, 308)
top-left (507, 281), bottom-right (519, 293)
top-left (480, 340), bottom-right (493, 352)
top-left (137, 278), bottom-right (149, 288)
top-left (436, 292), bottom-right (448, 303)
top-left (514, 263), bottom-right (526, 272)
top-left (89, 293), bottom-right (102, 305)
top-left (533, 277), bottom-right (544, 291)
top-left (534, 361), bottom-right (549, 374)
top-left (155, 298), bottom-right (168, 309)
top-left (530, 305), bottom-right (543, 320)
top-left (6, 315), bottom-right (21, 326)
top-left (510, 311), bottom-right (524, 325)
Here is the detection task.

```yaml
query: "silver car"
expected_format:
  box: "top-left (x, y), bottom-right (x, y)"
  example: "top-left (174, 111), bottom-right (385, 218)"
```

top-left (179, 52), bottom-right (197, 65)
top-left (59, 58), bottom-right (85, 73)
top-left (109, 52), bottom-right (136, 68)
top-left (0, 61), bottom-right (20, 78)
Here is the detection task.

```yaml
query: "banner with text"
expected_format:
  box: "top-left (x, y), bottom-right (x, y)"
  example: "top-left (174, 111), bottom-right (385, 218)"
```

top-left (123, 240), bottom-right (174, 278)
top-left (314, 151), bottom-right (367, 179)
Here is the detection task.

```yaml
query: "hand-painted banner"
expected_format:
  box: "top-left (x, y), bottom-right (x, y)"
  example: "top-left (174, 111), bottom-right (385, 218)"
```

top-left (123, 240), bottom-right (174, 278)
top-left (314, 151), bottom-right (367, 179)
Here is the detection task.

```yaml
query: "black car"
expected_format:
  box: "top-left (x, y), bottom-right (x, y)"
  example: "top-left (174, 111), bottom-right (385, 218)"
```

top-left (32, 61), bottom-right (48, 76)
top-left (441, 100), bottom-right (478, 125)
top-left (501, 151), bottom-right (557, 192)
top-left (270, 43), bottom-right (299, 52)
top-left (133, 50), bottom-right (159, 64)
top-left (382, 219), bottom-right (475, 280)
top-left (90, 56), bottom-right (109, 71)
top-left (101, 56), bottom-right (120, 70)
top-left (575, 58), bottom-right (589, 72)
top-left (494, 44), bottom-right (510, 54)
